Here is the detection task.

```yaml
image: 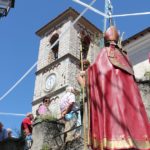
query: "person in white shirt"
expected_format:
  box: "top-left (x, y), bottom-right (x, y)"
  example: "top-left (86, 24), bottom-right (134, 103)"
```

top-left (59, 86), bottom-right (77, 143)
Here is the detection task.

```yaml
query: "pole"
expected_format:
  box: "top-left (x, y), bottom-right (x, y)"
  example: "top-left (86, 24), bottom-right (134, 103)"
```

top-left (79, 40), bottom-right (87, 150)
top-left (104, 0), bottom-right (107, 32)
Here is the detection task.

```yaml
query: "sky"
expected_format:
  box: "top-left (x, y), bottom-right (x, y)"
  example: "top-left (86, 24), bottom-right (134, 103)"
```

top-left (0, 0), bottom-right (150, 136)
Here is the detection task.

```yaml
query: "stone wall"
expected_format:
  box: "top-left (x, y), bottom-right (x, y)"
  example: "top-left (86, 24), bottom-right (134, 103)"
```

top-left (31, 79), bottom-right (150, 150)
top-left (137, 79), bottom-right (150, 120)
top-left (31, 119), bottom-right (83, 150)
top-left (31, 120), bottom-right (64, 150)
top-left (31, 78), bottom-right (150, 150)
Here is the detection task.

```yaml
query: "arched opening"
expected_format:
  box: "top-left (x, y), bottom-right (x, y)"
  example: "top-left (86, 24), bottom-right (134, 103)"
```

top-left (81, 34), bottom-right (91, 60)
top-left (50, 33), bottom-right (59, 60)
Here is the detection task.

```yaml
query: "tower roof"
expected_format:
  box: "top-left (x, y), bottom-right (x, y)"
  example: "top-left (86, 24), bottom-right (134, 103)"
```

top-left (36, 7), bottom-right (102, 37)
top-left (123, 26), bottom-right (150, 46)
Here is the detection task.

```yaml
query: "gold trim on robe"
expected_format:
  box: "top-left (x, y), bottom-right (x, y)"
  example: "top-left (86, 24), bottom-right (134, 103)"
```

top-left (88, 136), bottom-right (150, 150)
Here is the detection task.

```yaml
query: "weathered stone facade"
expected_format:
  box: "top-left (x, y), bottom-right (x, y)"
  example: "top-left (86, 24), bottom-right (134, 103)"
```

top-left (31, 120), bottom-right (64, 150)
top-left (31, 120), bottom-right (84, 150)
top-left (32, 8), bottom-right (102, 117)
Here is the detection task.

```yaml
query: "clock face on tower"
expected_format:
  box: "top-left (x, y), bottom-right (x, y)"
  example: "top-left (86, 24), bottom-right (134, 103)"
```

top-left (45, 73), bottom-right (56, 91)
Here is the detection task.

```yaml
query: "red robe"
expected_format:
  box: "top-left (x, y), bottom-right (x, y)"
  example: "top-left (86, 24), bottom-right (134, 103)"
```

top-left (86, 46), bottom-right (150, 150)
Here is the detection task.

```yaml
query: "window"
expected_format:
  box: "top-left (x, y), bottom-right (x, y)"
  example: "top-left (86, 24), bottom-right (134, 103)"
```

top-left (81, 35), bottom-right (91, 59)
top-left (50, 33), bottom-right (59, 60)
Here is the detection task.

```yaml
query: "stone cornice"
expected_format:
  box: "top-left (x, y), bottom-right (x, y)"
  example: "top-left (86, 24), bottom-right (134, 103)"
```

top-left (36, 7), bottom-right (102, 37)
top-left (36, 53), bottom-right (80, 75)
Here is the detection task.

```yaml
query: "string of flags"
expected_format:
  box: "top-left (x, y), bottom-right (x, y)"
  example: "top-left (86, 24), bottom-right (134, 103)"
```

top-left (0, 0), bottom-right (150, 116)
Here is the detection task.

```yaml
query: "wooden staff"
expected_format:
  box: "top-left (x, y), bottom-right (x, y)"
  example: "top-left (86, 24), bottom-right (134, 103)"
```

top-left (80, 38), bottom-right (87, 150)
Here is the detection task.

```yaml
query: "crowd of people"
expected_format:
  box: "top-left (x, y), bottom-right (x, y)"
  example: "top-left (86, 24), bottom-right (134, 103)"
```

top-left (19, 88), bottom-right (80, 149)
top-left (0, 122), bottom-right (14, 142)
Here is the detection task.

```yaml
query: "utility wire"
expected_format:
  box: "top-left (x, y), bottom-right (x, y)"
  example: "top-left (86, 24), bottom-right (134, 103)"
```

top-left (73, 0), bottom-right (150, 18)
top-left (0, 112), bottom-right (26, 116)
top-left (1, 0), bottom-right (149, 103)
top-left (0, 0), bottom-right (96, 102)
top-left (0, 62), bottom-right (37, 102)
top-left (73, 0), bottom-right (108, 18)
top-left (112, 11), bottom-right (150, 18)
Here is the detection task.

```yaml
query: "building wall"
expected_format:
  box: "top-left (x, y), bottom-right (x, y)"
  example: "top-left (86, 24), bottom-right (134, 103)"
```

top-left (133, 60), bottom-right (150, 79)
top-left (123, 31), bottom-right (150, 118)
top-left (124, 33), bottom-right (150, 79)
top-left (37, 19), bottom-right (70, 71)
top-left (33, 17), bottom-right (101, 117)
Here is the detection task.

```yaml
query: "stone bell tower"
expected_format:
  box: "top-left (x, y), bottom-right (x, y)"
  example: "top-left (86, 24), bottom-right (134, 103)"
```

top-left (32, 7), bottom-right (102, 117)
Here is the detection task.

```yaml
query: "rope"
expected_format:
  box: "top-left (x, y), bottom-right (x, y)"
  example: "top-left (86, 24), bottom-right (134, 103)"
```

top-left (112, 11), bottom-right (150, 18)
top-left (73, 0), bottom-right (150, 19)
top-left (73, 0), bottom-right (108, 18)
top-left (79, 41), bottom-right (87, 150)
top-left (0, 0), bottom-right (96, 102)
top-left (0, 62), bottom-right (37, 102)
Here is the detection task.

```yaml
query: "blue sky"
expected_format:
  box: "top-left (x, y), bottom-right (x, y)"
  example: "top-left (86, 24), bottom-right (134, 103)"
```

top-left (0, 0), bottom-right (150, 136)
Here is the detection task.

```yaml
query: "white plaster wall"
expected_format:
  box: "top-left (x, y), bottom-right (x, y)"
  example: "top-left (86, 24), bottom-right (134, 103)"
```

top-left (133, 60), bottom-right (150, 79)
top-left (123, 32), bottom-right (150, 79)
top-left (124, 33), bottom-right (150, 66)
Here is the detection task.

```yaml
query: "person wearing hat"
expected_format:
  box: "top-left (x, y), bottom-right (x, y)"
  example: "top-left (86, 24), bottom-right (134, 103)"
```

top-left (21, 112), bottom-right (34, 149)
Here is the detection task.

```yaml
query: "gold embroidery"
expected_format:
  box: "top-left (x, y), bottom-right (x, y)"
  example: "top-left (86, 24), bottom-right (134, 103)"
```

top-left (88, 137), bottom-right (150, 149)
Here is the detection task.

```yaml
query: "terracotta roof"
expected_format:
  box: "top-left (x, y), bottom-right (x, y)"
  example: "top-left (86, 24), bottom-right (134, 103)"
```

top-left (36, 7), bottom-right (102, 37)
top-left (122, 26), bottom-right (150, 46)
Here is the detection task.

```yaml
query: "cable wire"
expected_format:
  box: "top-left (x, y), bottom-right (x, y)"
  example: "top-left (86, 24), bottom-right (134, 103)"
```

top-left (0, 62), bottom-right (37, 101)
top-left (73, 0), bottom-right (150, 19)
top-left (112, 11), bottom-right (150, 18)
top-left (0, 112), bottom-right (26, 116)
top-left (0, 0), bottom-right (96, 102)
top-left (73, 0), bottom-right (108, 18)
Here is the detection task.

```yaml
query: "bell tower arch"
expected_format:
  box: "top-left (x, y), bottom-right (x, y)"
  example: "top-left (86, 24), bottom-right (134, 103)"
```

top-left (32, 7), bottom-right (102, 117)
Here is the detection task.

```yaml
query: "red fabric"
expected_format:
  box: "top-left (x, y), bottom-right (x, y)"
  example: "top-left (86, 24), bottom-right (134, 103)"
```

top-left (87, 47), bottom-right (150, 150)
top-left (21, 117), bottom-right (32, 135)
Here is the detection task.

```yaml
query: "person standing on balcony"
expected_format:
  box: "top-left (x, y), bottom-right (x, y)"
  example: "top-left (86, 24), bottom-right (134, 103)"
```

top-left (38, 97), bottom-right (51, 116)
top-left (59, 86), bottom-right (78, 143)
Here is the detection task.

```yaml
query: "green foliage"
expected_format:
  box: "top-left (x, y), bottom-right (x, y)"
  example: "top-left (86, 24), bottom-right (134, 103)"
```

top-left (144, 71), bottom-right (150, 78)
top-left (41, 144), bottom-right (49, 150)
top-left (40, 115), bottom-right (57, 122)
top-left (33, 115), bottom-right (57, 125)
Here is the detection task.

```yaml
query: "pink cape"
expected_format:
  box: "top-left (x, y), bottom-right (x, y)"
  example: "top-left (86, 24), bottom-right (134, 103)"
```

top-left (86, 46), bottom-right (150, 150)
